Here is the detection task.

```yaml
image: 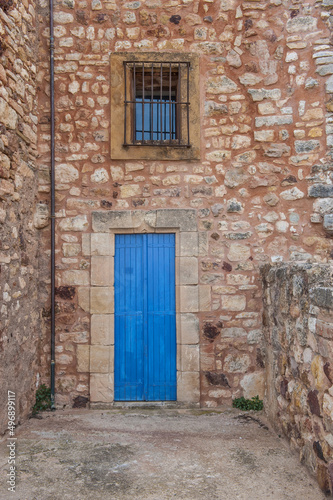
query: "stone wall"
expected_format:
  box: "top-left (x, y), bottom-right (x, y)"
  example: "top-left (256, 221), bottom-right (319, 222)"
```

top-left (261, 263), bottom-right (333, 496)
top-left (0, 0), bottom-right (41, 433)
top-left (35, 0), bottom-right (333, 408)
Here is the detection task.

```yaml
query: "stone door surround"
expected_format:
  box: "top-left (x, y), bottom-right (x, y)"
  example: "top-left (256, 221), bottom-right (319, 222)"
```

top-left (80, 209), bottom-right (208, 407)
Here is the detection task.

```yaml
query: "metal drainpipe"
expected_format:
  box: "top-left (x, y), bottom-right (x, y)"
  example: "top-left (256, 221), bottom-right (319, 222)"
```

top-left (49, 0), bottom-right (56, 410)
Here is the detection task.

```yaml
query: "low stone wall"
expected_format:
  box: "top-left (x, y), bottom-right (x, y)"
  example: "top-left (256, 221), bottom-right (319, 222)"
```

top-left (261, 263), bottom-right (333, 495)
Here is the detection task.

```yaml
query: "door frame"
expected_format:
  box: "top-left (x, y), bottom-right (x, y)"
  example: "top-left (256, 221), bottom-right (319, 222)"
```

top-left (78, 209), bottom-right (207, 407)
top-left (114, 233), bottom-right (177, 402)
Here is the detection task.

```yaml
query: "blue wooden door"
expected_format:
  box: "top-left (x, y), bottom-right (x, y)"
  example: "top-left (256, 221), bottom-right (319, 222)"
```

top-left (114, 233), bottom-right (176, 401)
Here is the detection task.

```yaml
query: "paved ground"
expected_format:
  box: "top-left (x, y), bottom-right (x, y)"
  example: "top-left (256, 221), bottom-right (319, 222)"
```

top-left (0, 408), bottom-right (325, 500)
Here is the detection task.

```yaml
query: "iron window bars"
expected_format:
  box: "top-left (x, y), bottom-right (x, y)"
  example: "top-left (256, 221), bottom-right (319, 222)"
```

top-left (123, 61), bottom-right (191, 147)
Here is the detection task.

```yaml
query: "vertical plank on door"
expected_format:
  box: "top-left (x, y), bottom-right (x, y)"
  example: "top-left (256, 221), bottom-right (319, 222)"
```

top-left (114, 234), bottom-right (144, 401)
top-left (146, 233), bottom-right (176, 401)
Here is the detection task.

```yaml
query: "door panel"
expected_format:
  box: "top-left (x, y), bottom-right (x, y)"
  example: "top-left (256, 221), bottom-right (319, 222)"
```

top-left (114, 234), bottom-right (145, 401)
top-left (114, 233), bottom-right (176, 401)
top-left (146, 234), bottom-right (176, 401)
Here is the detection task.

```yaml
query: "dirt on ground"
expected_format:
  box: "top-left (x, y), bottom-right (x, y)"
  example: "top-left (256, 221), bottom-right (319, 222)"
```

top-left (0, 408), bottom-right (326, 500)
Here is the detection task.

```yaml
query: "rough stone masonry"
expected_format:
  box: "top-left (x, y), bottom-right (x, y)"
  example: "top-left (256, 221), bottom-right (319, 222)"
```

top-left (262, 263), bottom-right (333, 494)
top-left (35, 0), bottom-right (333, 409)
top-left (0, 0), bottom-right (42, 433)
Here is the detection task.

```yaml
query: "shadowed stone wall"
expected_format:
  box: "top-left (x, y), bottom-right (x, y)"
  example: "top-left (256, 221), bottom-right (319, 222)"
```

top-left (0, 0), bottom-right (41, 433)
top-left (262, 263), bottom-right (333, 496)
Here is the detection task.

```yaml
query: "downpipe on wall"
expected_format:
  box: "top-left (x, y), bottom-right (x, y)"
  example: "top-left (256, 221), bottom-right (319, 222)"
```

top-left (49, 0), bottom-right (56, 410)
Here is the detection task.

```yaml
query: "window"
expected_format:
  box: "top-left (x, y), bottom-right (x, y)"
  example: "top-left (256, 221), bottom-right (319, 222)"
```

top-left (111, 53), bottom-right (200, 161)
top-left (123, 61), bottom-right (190, 147)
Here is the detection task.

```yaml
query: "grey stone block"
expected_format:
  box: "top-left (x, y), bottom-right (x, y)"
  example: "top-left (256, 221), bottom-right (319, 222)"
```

top-left (78, 287), bottom-right (90, 313)
top-left (221, 327), bottom-right (246, 338)
top-left (211, 203), bottom-right (224, 217)
top-left (180, 232), bottom-right (199, 257)
top-left (91, 233), bottom-right (114, 256)
top-left (310, 287), bottom-right (333, 309)
top-left (91, 314), bottom-right (114, 346)
top-left (131, 211), bottom-right (149, 228)
top-left (323, 214), bottom-right (333, 235)
top-left (199, 285), bottom-right (211, 312)
top-left (92, 211), bottom-right (133, 232)
top-left (177, 372), bottom-right (200, 403)
top-left (255, 115), bottom-right (293, 127)
top-left (205, 100), bottom-right (228, 116)
top-left (90, 287), bottom-right (114, 314)
top-left (248, 88), bottom-right (281, 102)
top-left (326, 75), bottom-right (333, 93)
top-left (93, 209), bottom-right (198, 232)
top-left (316, 56), bottom-right (333, 65)
top-left (263, 143), bottom-right (291, 158)
top-left (180, 313), bottom-right (200, 344)
top-left (82, 234), bottom-right (91, 256)
top-left (143, 210), bottom-right (158, 228)
top-left (305, 77), bottom-right (319, 89)
top-left (308, 184), bottom-right (333, 198)
top-left (90, 373), bottom-right (114, 403)
top-left (179, 257), bottom-right (199, 285)
top-left (313, 198), bottom-right (333, 214)
top-left (91, 256), bottom-right (114, 287)
top-left (181, 345), bottom-right (200, 372)
top-left (156, 209), bottom-right (197, 231)
top-left (286, 16), bottom-right (317, 33)
top-left (198, 232), bottom-right (208, 256)
top-left (206, 75), bottom-right (238, 94)
top-left (295, 140), bottom-right (320, 154)
top-left (180, 285), bottom-right (199, 312)
top-left (316, 64), bottom-right (333, 76)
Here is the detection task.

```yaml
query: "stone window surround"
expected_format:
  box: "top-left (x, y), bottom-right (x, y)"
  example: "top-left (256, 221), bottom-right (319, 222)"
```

top-left (110, 52), bottom-right (201, 161)
top-left (79, 209), bottom-right (211, 407)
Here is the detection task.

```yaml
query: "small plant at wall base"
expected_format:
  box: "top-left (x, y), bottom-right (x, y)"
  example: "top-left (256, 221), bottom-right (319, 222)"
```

top-left (232, 396), bottom-right (263, 411)
top-left (32, 384), bottom-right (51, 414)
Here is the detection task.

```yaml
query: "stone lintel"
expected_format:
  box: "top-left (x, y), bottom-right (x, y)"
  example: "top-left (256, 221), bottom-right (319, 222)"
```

top-left (155, 209), bottom-right (197, 232)
top-left (92, 209), bottom-right (197, 233)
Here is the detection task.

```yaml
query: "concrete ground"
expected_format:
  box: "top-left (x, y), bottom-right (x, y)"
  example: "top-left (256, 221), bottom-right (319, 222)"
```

top-left (0, 408), bottom-right (326, 500)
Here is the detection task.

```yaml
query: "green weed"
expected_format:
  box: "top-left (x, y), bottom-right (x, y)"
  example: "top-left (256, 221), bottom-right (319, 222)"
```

top-left (232, 395), bottom-right (263, 411)
top-left (32, 384), bottom-right (51, 414)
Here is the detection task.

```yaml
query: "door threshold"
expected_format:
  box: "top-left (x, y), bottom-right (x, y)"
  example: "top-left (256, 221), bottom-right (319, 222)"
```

top-left (90, 401), bottom-right (200, 410)
top-left (113, 401), bottom-right (178, 408)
